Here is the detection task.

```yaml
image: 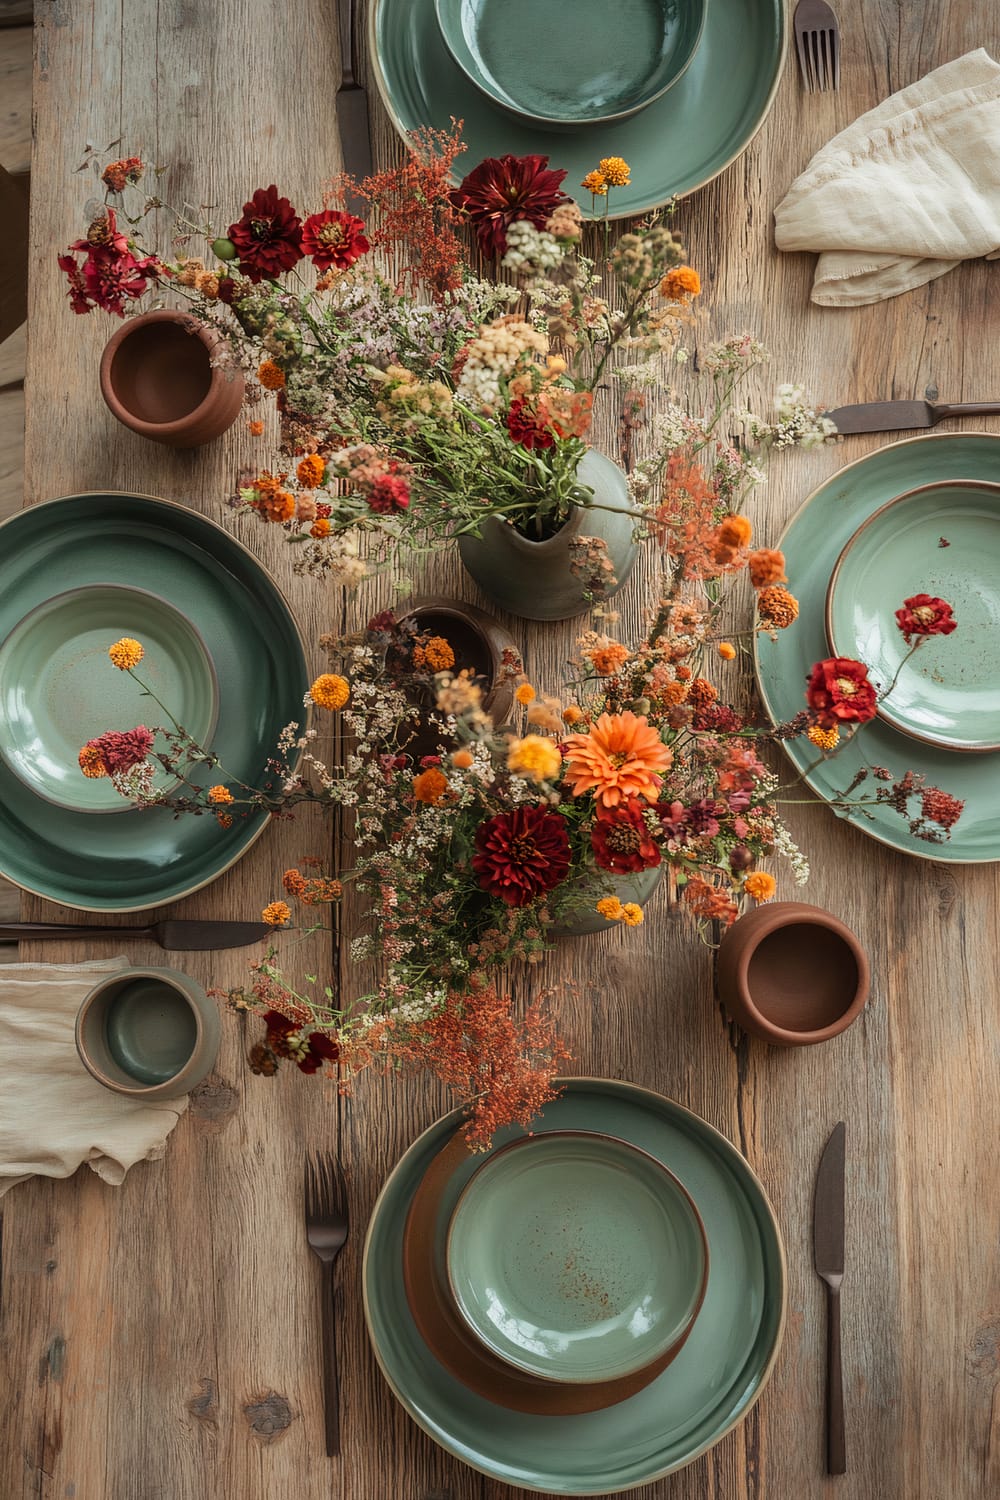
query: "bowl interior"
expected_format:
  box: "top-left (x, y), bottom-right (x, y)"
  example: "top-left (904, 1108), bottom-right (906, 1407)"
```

top-left (435, 0), bottom-right (704, 124)
top-left (746, 923), bottom-right (860, 1033)
top-left (78, 973), bottom-right (200, 1091)
top-left (109, 319), bottom-right (213, 424)
top-left (446, 1131), bottom-right (707, 1383)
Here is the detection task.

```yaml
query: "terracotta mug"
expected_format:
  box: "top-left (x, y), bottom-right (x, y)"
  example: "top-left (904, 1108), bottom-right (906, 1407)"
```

top-left (716, 901), bottom-right (870, 1046)
top-left (99, 308), bottom-right (245, 446)
top-left (75, 965), bottom-right (221, 1099)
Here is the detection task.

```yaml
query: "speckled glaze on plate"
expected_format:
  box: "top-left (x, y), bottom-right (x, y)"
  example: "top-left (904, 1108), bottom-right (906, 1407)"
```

top-left (446, 1131), bottom-right (708, 1384)
top-left (0, 493), bottom-right (309, 910)
top-left (755, 434), bottom-right (1000, 863)
top-left (825, 481), bottom-right (1000, 752)
top-left (364, 1078), bottom-right (786, 1495)
top-left (0, 584), bottom-right (219, 813)
top-left (370, 0), bottom-right (786, 215)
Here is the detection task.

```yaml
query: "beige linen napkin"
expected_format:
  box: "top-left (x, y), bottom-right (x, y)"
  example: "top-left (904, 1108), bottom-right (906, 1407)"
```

top-left (774, 49), bottom-right (1000, 305)
top-left (0, 958), bottom-right (188, 1197)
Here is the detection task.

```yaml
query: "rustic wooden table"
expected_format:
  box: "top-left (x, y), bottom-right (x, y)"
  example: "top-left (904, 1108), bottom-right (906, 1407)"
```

top-left (4, 2), bottom-right (1000, 1496)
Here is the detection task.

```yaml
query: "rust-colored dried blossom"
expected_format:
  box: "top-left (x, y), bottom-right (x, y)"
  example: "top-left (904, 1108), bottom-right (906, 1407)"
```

top-left (683, 875), bottom-right (738, 926)
top-left (257, 359), bottom-right (286, 391)
top-left (653, 453), bottom-right (725, 580)
top-left (101, 156), bottom-right (144, 192)
top-left (748, 548), bottom-right (787, 588)
top-left (412, 636), bottom-right (456, 672)
top-left (757, 585), bottom-right (799, 629)
top-left (687, 678), bottom-right (718, 710)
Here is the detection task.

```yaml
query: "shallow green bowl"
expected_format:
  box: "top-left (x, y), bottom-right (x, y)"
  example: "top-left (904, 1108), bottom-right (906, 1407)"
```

top-left (0, 584), bottom-right (219, 813)
top-left (434, 0), bottom-right (706, 127)
top-left (0, 493), bottom-right (309, 910)
top-left (446, 1130), bottom-right (708, 1384)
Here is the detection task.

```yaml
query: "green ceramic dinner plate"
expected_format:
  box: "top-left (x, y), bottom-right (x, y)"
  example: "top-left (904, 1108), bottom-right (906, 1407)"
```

top-left (434, 0), bottom-right (705, 128)
top-left (446, 1131), bottom-right (708, 1384)
top-left (363, 1078), bottom-right (786, 1495)
top-left (370, 0), bottom-right (786, 214)
top-left (0, 584), bottom-right (219, 813)
top-left (826, 482), bottom-right (1000, 752)
top-left (755, 434), bottom-right (1000, 863)
top-left (0, 493), bottom-right (309, 910)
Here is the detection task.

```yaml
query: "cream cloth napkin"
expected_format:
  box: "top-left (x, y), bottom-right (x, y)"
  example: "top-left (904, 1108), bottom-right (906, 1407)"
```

top-left (0, 958), bottom-right (188, 1198)
top-left (774, 49), bottom-right (1000, 305)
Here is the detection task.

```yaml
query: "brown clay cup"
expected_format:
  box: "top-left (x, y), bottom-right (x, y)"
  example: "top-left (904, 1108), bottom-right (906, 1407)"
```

top-left (716, 901), bottom-right (869, 1046)
top-left (99, 308), bottom-right (245, 446)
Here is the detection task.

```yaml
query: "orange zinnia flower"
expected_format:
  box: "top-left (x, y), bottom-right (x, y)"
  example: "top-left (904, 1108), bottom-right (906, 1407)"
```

top-left (562, 711), bottom-right (672, 808)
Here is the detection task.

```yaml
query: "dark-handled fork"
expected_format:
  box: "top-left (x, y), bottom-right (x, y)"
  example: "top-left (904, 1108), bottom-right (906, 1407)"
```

top-left (794, 0), bottom-right (841, 92)
top-left (305, 1152), bottom-right (350, 1456)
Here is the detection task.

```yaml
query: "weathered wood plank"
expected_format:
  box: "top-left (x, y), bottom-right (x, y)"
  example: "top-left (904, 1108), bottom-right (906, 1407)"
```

top-left (0, 25), bottom-right (31, 175)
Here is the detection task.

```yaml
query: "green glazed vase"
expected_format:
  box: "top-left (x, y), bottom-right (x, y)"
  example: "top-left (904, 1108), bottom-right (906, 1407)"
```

top-left (553, 861), bottom-right (664, 937)
top-left (456, 448), bottom-right (639, 621)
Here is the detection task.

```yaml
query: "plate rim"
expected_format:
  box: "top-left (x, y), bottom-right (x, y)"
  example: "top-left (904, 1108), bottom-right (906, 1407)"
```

top-left (753, 431), bottom-right (1000, 865)
top-left (362, 1075), bottom-right (787, 1495)
top-left (0, 490), bottom-right (310, 911)
top-left (368, 0), bottom-right (788, 216)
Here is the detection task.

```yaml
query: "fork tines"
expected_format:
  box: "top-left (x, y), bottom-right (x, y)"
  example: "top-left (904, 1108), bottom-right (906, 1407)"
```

top-left (794, 0), bottom-right (842, 92)
top-left (305, 1151), bottom-right (348, 1216)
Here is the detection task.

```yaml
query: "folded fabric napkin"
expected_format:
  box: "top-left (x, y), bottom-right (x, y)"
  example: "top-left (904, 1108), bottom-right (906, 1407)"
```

top-left (0, 958), bottom-right (188, 1198)
top-left (774, 49), bottom-right (1000, 305)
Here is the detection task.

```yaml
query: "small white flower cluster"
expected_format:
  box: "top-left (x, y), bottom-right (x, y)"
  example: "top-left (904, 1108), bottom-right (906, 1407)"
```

top-left (771, 822), bottom-right (811, 885)
top-left (770, 384), bottom-right (838, 449)
top-left (501, 218), bottom-right (564, 275)
top-left (292, 532), bottom-right (368, 586)
top-left (111, 761), bottom-right (159, 804)
top-left (702, 333), bottom-right (769, 376)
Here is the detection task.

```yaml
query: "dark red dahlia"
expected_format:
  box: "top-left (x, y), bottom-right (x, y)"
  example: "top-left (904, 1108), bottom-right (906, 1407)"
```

top-left (367, 472), bottom-right (410, 514)
top-left (591, 801), bottom-right (662, 874)
top-left (301, 209), bottom-right (370, 271)
top-left (507, 397), bottom-right (553, 451)
top-left (87, 725), bottom-right (155, 774)
top-left (262, 1010), bottom-right (340, 1074)
top-left (449, 153), bottom-right (570, 256)
top-left (894, 593), bottom-right (957, 645)
top-left (473, 805), bottom-right (571, 907)
top-left (228, 186), bottom-right (303, 281)
top-left (805, 657), bottom-right (878, 727)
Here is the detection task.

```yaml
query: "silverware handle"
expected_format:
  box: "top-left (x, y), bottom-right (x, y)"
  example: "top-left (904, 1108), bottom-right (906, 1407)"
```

top-left (933, 402), bottom-right (1000, 422)
top-left (0, 922), bottom-right (153, 942)
top-left (321, 1259), bottom-right (341, 1457)
top-left (827, 1285), bottom-right (846, 1474)
top-left (338, 0), bottom-right (355, 87)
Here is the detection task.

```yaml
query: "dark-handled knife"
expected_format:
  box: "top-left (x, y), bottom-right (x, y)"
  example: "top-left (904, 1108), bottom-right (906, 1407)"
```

top-left (336, 0), bottom-right (372, 218)
top-left (813, 1121), bottom-right (847, 1474)
top-left (0, 920), bottom-right (271, 951)
top-left (827, 399), bottom-right (1000, 435)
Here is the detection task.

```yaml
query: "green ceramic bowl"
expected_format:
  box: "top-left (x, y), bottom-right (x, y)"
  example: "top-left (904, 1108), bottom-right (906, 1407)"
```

top-left (371, 0), bottom-right (786, 218)
top-left (826, 481), bottom-right (1000, 752)
top-left (434, 0), bottom-right (706, 127)
top-left (0, 493), bottom-right (309, 910)
top-left (364, 1078), bottom-right (786, 1494)
top-left (755, 434), bottom-right (1000, 863)
top-left (0, 584), bottom-right (219, 813)
top-left (446, 1130), bottom-right (708, 1384)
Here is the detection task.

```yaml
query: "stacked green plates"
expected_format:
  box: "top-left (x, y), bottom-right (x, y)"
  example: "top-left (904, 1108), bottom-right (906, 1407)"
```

top-left (0, 493), bottom-right (309, 910)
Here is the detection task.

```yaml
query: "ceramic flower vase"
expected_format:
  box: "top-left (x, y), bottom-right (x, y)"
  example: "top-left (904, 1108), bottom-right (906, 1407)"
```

top-left (553, 862), bottom-right (664, 937)
top-left (456, 448), bottom-right (639, 621)
top-left (99, 308), bottom-right (245, 447)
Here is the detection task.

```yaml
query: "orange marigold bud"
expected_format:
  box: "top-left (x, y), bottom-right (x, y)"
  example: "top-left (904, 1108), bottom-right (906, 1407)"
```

top-left (744, 872), bottom-right (777, 902)
top-left (451, 748), bottom-right (474, 769)
top-left (748, 548), bottom-right (787, 589)
top-left (257, 359), bottom-right (286, 391)
top-left (310, 674), bottom-right (350, 711)
top-left (296, 454), bottom-right (325, 487)
top-left (78, 743), bottom-right (108, 778)
top-left (261, 900), bottom-right (292, 927)
top-left (757, 585), bottom-right (799, 629)
top-left (208, 785), bottom-right (234, 804)
top-left (310, 517), bottom-right (331, 538)
top-left (716, 515), bottom-right (753, 550)
top-left (247, 419), bottom-right (265, 436)
top-left (718, 642), bottom-right (737, 660)
top-left (660, 265), bottom-right (702, 300)
top-left (413, 767), bottom-right (448, 805)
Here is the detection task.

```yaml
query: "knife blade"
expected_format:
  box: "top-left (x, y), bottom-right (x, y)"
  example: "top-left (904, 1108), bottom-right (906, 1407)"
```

top-left (827, 399), bottom-right (1000, 435)
top-left (0, 920), bottom-right (271, 951)
top-left (336, 0), bottom-right (372, 218)
top-left (814, 1121), bottom-right (847, 1474)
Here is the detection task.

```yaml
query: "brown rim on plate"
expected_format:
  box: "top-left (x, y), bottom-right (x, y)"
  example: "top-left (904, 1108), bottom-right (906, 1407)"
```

top-left (402, 1125), bottom-right (707, 1413)
top-left (824, 479), bottom-right (1000, 754)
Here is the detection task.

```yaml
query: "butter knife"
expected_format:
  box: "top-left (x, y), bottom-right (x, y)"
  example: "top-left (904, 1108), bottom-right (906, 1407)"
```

top-left (813, 1121), bottom-right (847, 1474)
top-left (827, 399), bottom-right (1000, 435)
top-left (336, 0), bottom-right (372, 216)
top-left (0, 919), bottom-right (271, 951)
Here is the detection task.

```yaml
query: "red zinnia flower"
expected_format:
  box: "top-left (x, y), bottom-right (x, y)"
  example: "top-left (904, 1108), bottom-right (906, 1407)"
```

top-left (473, 805), bottom-right (571, 907)
top-left (449, 153), bottom-right (570, 256)
top-left (894, 594), bottom-right (957, 645)
top-left (591, 802), bottom-right (662, 874)
top-left (58, 208), bottom-right (161, 316)
top-left (367, 472), bottom-right (410, 514)
top-left (263, 1010), bottom-right (339, 1074)
top-left (507, 397), bottom-right (554, 451)
top-left (301, 209), bottom-right (370, 271)
top-left (805, 657), bottom-right (878, 727)
top-left (228, 186), bottom-right (303, 281)
top-left (85, 725), bottom-right (155, 775)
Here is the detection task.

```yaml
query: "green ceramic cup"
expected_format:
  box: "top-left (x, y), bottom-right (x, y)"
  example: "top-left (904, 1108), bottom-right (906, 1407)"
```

top-left (446, 1130), bottom-right (708, 1384)
top-left (75, 966), bottom-right (221, 1100)
top-left (434, 0), bottom-right (706, 126)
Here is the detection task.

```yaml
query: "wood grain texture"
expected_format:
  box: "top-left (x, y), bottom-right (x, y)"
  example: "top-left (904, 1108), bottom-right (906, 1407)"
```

top-left (0, 24), bottom-right (31, 174)
top-left (2, 1), bottom-right (999, 1497)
